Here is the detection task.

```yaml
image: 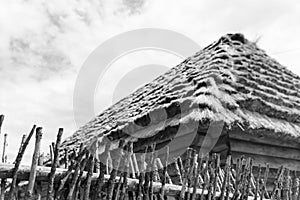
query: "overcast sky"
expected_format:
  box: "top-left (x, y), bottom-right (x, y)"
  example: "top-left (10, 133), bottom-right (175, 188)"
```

top-left (0, 0), bottom-right (300, 164)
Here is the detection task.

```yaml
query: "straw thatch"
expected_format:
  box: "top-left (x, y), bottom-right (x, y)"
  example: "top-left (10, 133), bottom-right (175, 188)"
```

top-left (61, 33), bottom-right (300, 155)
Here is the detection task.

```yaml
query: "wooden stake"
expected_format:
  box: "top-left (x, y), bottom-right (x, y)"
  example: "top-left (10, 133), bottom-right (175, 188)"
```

top-left (0, 115), bottom-right (4, 136)
top-left (8, 125), bottom-right (36, 200)
top-left (64, 148), bottom-right (68, 169)
top-left (132, 153), bottom-right (140, 178)
top-left (0, 133), bottom-right (7, 200)
top-left (261, 164), bottom-right (270, 199)
top-left (26, 127), bottom-right (43, 199)
top-left (191, 153), bottom-right (203, 200)
top-left (120, 143), bottom-right (133, 200)
top-left (179, 149), bottom-right (192, 200)
top-left (137, 147), bottom-right (147, 200)
top-left (220, 156), bottom-right (231, 200)
top-left (73, 151), bottom-right (90, 199)
top-left (143, 145), bottom-right (153, 200)
top-left (149, 144), bottom-right (157, 200)
top-left (56, 147), bottom-right (87, 199)
top-left (200, 156), bottom-right (209, 200)
top-left (84, 154), bottom-right (95, 200)
top-left (254, 164), bottom-right (261, 200)
top-left (47, 128), bottom-right (63, 200)
top-left (94, 139), bottom-right (111, 200)
top-left (38, 153), bottom-right (44, 166)
top-left (106, 140), bottom-right (124, 200)
top-left (67, 151), bottom-right (89, 200)
top-left (160, 146), bottom-right (169, 199)
top-left (1, 133), bottom-right (7, 163)
top-left (49, 145), bottom-right (53, 163)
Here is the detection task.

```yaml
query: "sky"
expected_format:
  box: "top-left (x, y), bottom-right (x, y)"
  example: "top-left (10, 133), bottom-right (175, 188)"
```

top-left (0, 0), bottom-right (300, 164)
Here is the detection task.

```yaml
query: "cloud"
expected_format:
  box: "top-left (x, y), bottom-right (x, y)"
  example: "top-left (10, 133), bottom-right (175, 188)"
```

top-left (0, 0), bottom-right (300, 164)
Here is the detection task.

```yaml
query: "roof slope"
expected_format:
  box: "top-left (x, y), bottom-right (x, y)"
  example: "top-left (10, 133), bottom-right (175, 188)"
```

top-left (61, 33), bottom-right (300, 152)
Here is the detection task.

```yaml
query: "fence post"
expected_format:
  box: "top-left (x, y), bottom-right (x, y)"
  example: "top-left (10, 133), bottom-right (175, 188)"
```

top-left (26, 127), bottom-right (43, 199)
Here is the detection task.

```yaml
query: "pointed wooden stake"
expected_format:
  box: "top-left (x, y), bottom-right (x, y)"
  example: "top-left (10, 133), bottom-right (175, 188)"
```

top-left (47, 128), bottom-right (63, 200)
top-left (26, 127), bottom-right (43, 199)
top-left (84, 154), bottom-right (95, 200)
top-left (1, 133), bottom-right (7, 163)
top-left (0, 115), bottom-right (4, 136)
top-left (8, 125), bottom-right (36, 200)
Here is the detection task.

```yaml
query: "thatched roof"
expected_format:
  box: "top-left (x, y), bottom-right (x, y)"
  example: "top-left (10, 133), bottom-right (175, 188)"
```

top-left (61, 33), bottom-right (300, 153)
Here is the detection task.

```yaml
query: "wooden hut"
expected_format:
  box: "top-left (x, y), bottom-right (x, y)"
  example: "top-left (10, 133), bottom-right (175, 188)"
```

top-left (61, 33), bottom-right (300, 184)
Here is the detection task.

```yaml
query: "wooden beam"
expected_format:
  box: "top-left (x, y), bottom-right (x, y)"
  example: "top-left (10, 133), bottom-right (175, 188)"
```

top-left (230, 138), bottom-right (300, 161)
top-left (229, 128), bottom-right (300, 150)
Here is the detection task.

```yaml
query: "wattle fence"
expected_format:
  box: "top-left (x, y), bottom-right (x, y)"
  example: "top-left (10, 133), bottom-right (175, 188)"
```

top-left (0, 114), bottom-right (299, 200)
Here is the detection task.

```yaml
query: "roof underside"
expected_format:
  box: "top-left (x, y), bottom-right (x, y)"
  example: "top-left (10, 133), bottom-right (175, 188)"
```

top-left (61, 33), bottom-right (300, 153)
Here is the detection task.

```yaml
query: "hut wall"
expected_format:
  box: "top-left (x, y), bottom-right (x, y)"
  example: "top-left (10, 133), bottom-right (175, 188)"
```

top-left (229, 130), bottom-right (300, 171)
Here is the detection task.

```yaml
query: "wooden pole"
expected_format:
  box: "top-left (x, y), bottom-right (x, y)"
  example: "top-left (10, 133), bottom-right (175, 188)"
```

top-left (38, 153), bottom-right (44, 166)
top-left (49, 145), bottom-right (53, 163)
top-left (119, 143), bottom-right (133, 200)
top-left (84, 154), bottom-right (95, 200)
top-left (66, 151), bottom-right (89, 200)
top-left (149, 144), bottom-right (156, 200)
top-left (160, 146), bottom-right (169, 199)
top-left (56, 148), bottom-right (87, 199)
top-left (8, 125), bottom-right (36, 200)
top-left (0, 133), bottom-right (7, 200)
top-left (47, 128), bottom-right (63, 200)
top-left (0, 115), bottom-right (4, 136)
top-left (93, 139), bottom-right (111, 200)
top-left (106, 140), bottom-right (124, 200)
top-left (1, 133), bottom-right (7, 163)
top-left (73, 152), bottom-right (89, 199)
top-left (64, 148), bottom-right (68, 169)
top-left (137, 147), bottom-right (147, 200)
top-left (26, 127), bottom-right (43, 199)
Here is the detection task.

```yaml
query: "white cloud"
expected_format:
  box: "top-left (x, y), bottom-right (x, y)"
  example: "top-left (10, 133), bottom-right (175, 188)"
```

top-left (0, 0), bottom-right (299, 164)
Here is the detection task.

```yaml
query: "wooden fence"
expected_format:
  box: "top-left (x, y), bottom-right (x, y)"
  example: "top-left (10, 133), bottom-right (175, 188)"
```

top-left (0, 114), bottom-right (299, 200)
